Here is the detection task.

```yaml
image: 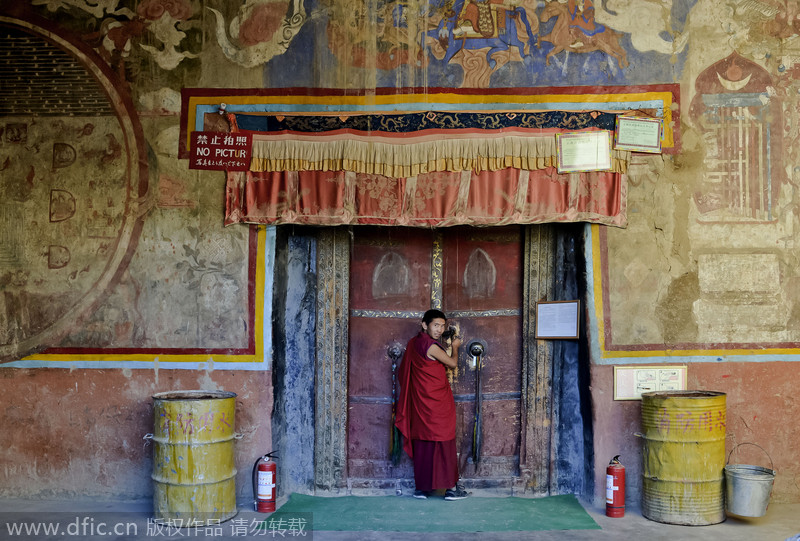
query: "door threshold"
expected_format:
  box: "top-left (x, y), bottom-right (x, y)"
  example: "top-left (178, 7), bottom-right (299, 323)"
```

top-left (330, 477), bottom-right (539, 498)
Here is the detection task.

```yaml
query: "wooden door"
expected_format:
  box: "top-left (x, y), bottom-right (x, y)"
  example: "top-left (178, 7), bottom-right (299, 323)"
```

top-left (347, 226), bottom-right (523, 489)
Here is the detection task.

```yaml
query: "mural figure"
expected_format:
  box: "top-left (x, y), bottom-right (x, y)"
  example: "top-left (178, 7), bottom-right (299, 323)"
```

top-left (596, 0), bottom-right (690, 56)
top-left (208, 0), bottom-right (306, 68)
top-left (539, 0), bottom-right (628, 70)
top-left (760, 0), bottom-right (800, 39)
top-left (322, 0), bottom-right (427, 71)
top-left (566, 0), bottom-right (602, 36)
top-left (425, 0), bottom-right (538, 69)
top-left (136, 0), bottom-right (198, 70)
top-left (76, 0), bottom-right (198, 75)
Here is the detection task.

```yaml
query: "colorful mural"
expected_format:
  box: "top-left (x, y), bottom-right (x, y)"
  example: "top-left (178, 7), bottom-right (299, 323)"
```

top-left (16, 0), bottom-right (697, 90)
top-left (264, 0), bottom-right (697, 88)
top-left (0, 8), bottom-right (270, 368)
top-left (6, 0), bottom-right (800, 368)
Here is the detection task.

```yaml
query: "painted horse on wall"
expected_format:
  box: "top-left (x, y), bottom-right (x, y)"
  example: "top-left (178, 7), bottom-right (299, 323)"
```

top-left (538, 0), bottom-right (629, 71)
top-left (426, 0), bottom-right (538, 69)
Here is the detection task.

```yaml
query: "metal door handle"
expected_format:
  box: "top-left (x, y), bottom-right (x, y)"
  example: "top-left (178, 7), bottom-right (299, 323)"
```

top-left (387, 344), bottom-right (403, 361)
top-left (467, 340), bottom-right (486, 371)
top-left (467, 340), bottom-right (487, 464)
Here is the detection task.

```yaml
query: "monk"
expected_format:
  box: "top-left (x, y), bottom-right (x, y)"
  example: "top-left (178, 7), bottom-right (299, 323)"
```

top-left (394, 309), bottom-right (469, 500)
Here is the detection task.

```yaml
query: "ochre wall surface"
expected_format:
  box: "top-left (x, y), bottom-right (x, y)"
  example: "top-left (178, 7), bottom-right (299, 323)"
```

top-left (0, 369), bottom-right (271, 500)
top-left (592, 362), bottom-right (799, 506)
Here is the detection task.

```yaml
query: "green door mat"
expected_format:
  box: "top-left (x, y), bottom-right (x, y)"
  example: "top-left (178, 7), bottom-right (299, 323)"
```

top-left (275, 493), bottom-right (601, 532)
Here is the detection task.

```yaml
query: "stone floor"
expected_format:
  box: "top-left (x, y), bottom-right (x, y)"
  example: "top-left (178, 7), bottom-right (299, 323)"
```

top-left (1, 495), bottom-right (798, 540)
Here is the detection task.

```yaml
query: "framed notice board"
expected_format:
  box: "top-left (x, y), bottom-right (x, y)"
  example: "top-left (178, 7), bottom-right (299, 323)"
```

top-left (613, 365), bottom-right (687, 400)
top-left (614, 116), bottom-right (663, 153)
top-left (535, 300), bottom-right (580, 339)
top-left (556, 131), bottom-right (612, 173)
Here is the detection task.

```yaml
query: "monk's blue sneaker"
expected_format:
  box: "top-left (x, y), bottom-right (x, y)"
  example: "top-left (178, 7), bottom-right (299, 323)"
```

top-left (444, 487), bottom-right (469, 500)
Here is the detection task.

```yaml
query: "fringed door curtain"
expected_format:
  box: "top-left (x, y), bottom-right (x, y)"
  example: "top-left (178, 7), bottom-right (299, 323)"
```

top-left (224, 111), bottom-right (630, 228)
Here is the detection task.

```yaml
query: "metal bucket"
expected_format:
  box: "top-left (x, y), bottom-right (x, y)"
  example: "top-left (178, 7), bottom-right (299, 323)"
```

top-left (725, 443), bottom-right (776, 517)
top-left (151, 390), bottom-right (238, 526)
top-left (640, 391), bottom-right (726, 526)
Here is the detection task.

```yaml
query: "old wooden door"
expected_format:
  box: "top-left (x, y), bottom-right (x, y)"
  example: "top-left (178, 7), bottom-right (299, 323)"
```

top-left (347, 226), bottom-right (523, 490)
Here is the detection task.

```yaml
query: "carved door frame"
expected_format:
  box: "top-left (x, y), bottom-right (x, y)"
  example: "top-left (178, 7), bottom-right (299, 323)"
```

top-left (313, 226), bottom-right (557, 495)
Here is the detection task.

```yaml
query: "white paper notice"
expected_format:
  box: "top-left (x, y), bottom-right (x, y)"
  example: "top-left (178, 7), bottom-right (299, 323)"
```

top-left (557, 131), bottom-right (612, 173)
top-left (535, 301), bottom-right (579, 339)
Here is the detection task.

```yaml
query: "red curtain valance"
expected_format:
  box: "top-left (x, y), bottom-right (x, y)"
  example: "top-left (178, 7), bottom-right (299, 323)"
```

top-left (223, 114), bottom-right (628, 228)
top-left (224, 166), bottom-right (626, 228)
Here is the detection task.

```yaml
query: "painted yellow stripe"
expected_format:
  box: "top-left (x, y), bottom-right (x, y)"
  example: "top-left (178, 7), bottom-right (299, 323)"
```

top-left (590, 224), bottom-right (607, 353)
top-left (253, 224), bottom-right (266, 360)
top-left (604, 347), bottom-right (800, 359)
top-left (18, 354), bottom-right (259, 363)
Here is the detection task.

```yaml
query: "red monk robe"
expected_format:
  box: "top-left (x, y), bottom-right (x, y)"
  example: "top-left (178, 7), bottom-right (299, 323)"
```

top-left (394, 330), bottom-right (458, 491)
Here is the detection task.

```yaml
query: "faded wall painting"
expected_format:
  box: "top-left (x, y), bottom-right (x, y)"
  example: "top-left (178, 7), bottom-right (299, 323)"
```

top-left (594, 2), bottom-right (800, 360)
top-left (6, 0), bottom-right (800, 367)
top-left (0, 10), bottom-right (262, 366)
top-left (262, 0), bottom-right (696, 87)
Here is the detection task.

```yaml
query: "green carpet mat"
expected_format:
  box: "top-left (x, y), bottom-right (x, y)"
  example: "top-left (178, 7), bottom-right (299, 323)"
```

top-left (275, 493), bottom-right (601, 532)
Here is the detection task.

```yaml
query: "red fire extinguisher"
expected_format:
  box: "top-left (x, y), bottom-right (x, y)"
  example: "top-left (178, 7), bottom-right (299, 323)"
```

top-left (253, 452), bottom-right (278, 513)
top-left (606, 455), bottom-right (625, 518)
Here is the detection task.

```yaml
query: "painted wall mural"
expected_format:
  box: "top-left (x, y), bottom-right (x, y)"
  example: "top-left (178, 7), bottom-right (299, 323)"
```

top-left (0, 6), bottom-right (267, 367)
top-left (264, 0), bottom-right (696, 88)
top-left (594, 40), bottom-right (800, 362)
top-left (17, 0), bottom-right (696, 90)
top-left (0, 16), bottom-right (151, 363)
top-left (6, 0), bottom-right (800, 368)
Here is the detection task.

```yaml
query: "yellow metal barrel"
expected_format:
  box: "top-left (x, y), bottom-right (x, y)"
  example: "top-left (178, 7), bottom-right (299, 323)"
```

top-left (151, 390), bottom-right (238, 526)
top-left (640, 391), bottom-right (726, 525)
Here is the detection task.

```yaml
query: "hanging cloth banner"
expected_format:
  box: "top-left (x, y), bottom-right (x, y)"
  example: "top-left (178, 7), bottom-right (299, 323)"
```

top-left (225, 166), bottom-right (627, 228)
top-left (224, 111), bottom-right (630, 228)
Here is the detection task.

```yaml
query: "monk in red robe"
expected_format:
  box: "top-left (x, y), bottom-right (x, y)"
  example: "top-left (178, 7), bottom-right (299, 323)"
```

top-left (394, 309), bottom-right (469, 500)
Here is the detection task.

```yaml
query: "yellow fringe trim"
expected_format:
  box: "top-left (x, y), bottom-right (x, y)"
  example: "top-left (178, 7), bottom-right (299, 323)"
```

top-left (250, 135), bottom-right (629, 175)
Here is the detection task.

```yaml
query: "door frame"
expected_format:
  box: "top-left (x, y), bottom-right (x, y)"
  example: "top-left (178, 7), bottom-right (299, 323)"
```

top-left (312, 225), bottom-right (561, 495)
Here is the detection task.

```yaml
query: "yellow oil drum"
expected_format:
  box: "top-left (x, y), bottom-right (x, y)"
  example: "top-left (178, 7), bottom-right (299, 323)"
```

top-left (151, 390), bottom-right (238, 526)
top-left (640, 390), bottom-right (726, 525)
